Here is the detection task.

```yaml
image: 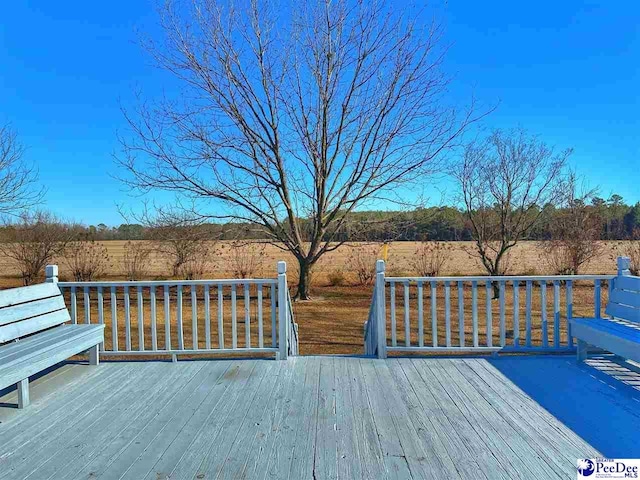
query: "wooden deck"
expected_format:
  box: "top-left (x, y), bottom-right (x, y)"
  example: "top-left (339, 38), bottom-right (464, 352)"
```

top-left (1, 355), bottom-right (639, 479)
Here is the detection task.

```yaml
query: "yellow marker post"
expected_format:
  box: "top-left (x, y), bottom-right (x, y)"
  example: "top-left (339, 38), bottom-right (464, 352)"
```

top-left (381, 242), bottom-right (389, 262)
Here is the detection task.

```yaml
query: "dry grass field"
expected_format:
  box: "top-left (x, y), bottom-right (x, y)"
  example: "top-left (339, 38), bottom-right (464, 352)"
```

top-left (0, 241), bottom-right (628, 356)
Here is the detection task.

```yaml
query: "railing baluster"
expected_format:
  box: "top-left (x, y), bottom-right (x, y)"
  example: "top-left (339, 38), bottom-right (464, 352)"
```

top-left (257, 284), bottom-right (264, 348)
top-left (245, 283), bottom-right (251, 348)
top-left (525, 281), bottom-right (532, 347)
top-left (594, 279), bottom-right (601, 318)
top-left (513, 280), bottom-right (519, 348)
top-left (97, 286), bottom-right (104, 351)
top-left (567, 281), bottom-right (573, 347)
top-left (444, 281), bottom-right (451, 347)
top-left (485, 281), bottom-right (492, 348)
top-left (83, 286), bottom-right (90, 324)
top-left (150, 287), bottom-right (157, 351)
top-left (499, 281), bottom-right (506, 347)
top-left (404, 282), bottom-right (410, 347)
top-left (231, 284), bottom-right (238, 349)
top-left (110, 286), bottom-right (118, 352)
top-left (124, 286), bottom-right (131, 351)
top-left (218, 285), bottom-right (224, 349)
top-left (271, 284), bottom-right (276, 347)
top-left (430, 281), bottom-right (437, 347)
top-left (553, 281), bottom-right (560, 348)
top-left (417, 281), bottom-right (424, 347)
top-left (191, 285), bottom-right (198, 350)
top-left (204, 285), bottom-right (211, 350)
top-left (472, 281), bottom-right (478, 347)
top-left (137, 286), bottom-right (144, 351)
top-left (541, 281), bottom-right (548, 348)
top-left (458, 281), bottom-right (464, 347)
top-left (390, 282), bottom-right (397, 347)
top-left (70, 286), bottom-right (77, 324)
top-left (177, 285), bottom-right (184, 350)
top-left (164, 285), bottom-right (171, 351)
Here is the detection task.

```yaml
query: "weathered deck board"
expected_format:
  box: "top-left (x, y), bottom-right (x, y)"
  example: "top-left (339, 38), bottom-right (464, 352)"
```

top-left (1, 355), bottom-right (638, 480)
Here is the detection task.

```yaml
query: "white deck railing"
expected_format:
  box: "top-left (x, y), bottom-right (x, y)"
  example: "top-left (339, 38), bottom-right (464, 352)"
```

top-left (50, 261), bottom-right (298, 360)
top-left (365, 259), bottom-right (615, 358)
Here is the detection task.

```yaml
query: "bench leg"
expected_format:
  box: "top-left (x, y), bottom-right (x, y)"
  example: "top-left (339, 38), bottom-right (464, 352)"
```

top-left (17, 379), bottom-right (29, 409)
top-left (577, 339), bottom-right (588, 362)
top-left (89, 344), bottom-right (99, 366)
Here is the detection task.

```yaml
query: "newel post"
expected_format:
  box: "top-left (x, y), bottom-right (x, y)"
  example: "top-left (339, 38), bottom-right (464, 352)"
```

top-left (45, 265), bottom-right (59, 284)
top-left (617, 256), bottom-right (631, 276)
top-left (375, 260), bottom-right (387, 359)
top-left (277, 261), bottom-right (288, 360)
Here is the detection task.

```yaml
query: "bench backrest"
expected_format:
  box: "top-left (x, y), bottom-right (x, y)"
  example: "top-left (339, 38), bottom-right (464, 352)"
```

top-left (605, 257), bottom-right (640, 323)
top-left (0, 282), bottom-right (70, 344)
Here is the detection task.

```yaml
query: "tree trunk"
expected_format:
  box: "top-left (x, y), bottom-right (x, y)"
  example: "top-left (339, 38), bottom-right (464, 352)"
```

top-left (295, 260), bottom-right (313, 300)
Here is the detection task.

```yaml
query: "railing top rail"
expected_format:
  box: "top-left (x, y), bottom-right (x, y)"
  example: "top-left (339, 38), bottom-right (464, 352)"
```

top-left (57, 278), bottom-right (279, 288)
top-left (385, 274), bottom-right (615, 283)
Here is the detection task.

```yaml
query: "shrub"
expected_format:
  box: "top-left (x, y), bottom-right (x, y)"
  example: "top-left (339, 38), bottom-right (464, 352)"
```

top-left (123, 241), bottom-right (152, 280)
top-left (64, 236), bottom-right (110, 281)
top-left (327, 269), bottom-right (346, 286)
top-left (623, 232), bottom-right (640, 275)
top-left (411, 241), bottom-right (448, 277)
top-left (347, 244), bottom-right (379, 286)
top-left (230, 241), bottom-right (266, 278)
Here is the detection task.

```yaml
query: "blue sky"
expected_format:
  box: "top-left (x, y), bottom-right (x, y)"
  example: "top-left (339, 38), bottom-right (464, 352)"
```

top-left (0, 0), bottom-right (638, 225)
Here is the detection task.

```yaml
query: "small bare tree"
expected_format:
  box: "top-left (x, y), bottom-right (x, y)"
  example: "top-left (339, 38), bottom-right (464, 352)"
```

top-left (229, 241), bottom-right (266, 278)
top-left (347, 244), bottom-right (379, 286)
top-left (122, 241), bottom-right (153, 280)
top-left (146, 211), bottom-right (217, 277)
top-left (0, 211), bottom-right (74, 285)
top-left (544, 175), bottom-right (602, 275)
top-left (454, 128), bottom-right (570, 288)
top-left (412, 241), bottom-right (448, 277)
top-left (0, 125), bottom-right (43, 215)
top-left (623, 233), bottom-right (640, 276)
top-left (117, 0), bottom-right (482, 299)
top-left (63, 235), bottom-right (111, 281)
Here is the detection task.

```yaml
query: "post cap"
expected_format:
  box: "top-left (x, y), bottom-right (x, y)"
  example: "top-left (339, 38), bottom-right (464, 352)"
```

top-left (45, 265), bottom-right (58, 277)
top-left (277, 261), bottom-right (287, 274)
top-left (376, 259), bottom-right (386, 273)
top-left (617, 256), bottom-right (631, 275)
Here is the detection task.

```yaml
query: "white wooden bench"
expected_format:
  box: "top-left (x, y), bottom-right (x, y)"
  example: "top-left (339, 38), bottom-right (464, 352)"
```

top-left (570, 257), bottom-right (640, 363)
top-left (0, 266), bottom-right (104, 408)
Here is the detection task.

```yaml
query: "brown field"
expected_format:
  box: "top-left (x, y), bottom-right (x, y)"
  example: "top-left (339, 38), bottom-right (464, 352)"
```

top-left (0, 240), bottom-right (627, 356)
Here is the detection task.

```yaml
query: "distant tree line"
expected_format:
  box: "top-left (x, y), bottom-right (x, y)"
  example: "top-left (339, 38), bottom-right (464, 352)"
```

top-left (27, 197), bottom-right (638, 244)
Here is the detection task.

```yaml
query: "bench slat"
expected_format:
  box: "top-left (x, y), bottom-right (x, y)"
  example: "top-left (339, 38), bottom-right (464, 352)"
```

top-left (0, 327), bottom-right (104, 391)
top-left (570, 320), bottom-right (640, 364)
top-left (570, 318), bottom-right (640, 342)
top-left (605, 302), bottom-right (640, 323)
top-left (614, 275), bottom-right (640, 293)
top-left (0, 283), bottom-right (61, 309)
top-left (0, 326), bottom-right (101, 369)
top-left (609, 289), bottom-right (640, 309)
top-left (0, 296), bottom-right (66, 327)
top-left (0, 309), bottom-right (70, 344)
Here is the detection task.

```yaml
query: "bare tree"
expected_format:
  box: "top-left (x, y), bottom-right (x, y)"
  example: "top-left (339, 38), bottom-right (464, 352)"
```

top-left (0, 210), bottom-right (74, 285)
top-left (117, 0), bottom-right (481, 299)
top-left (0, 125), bottom-right (43, 215)
top-left (412, 241), bottom-right (448, 277)
top-left (63, 234), bottom-right (111, 281)
top-left (122, 241), bottom-right (153, 280)
top-left (544, 175), bottom-right (603, 275)
top-left (454, 128), bottom-right (570, 289)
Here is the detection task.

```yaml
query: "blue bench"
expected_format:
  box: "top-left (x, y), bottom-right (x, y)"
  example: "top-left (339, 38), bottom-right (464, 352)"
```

top-left (0, 266), bottom-right (104, 408)
top-left (570, 257), bottom-right (640, 363)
